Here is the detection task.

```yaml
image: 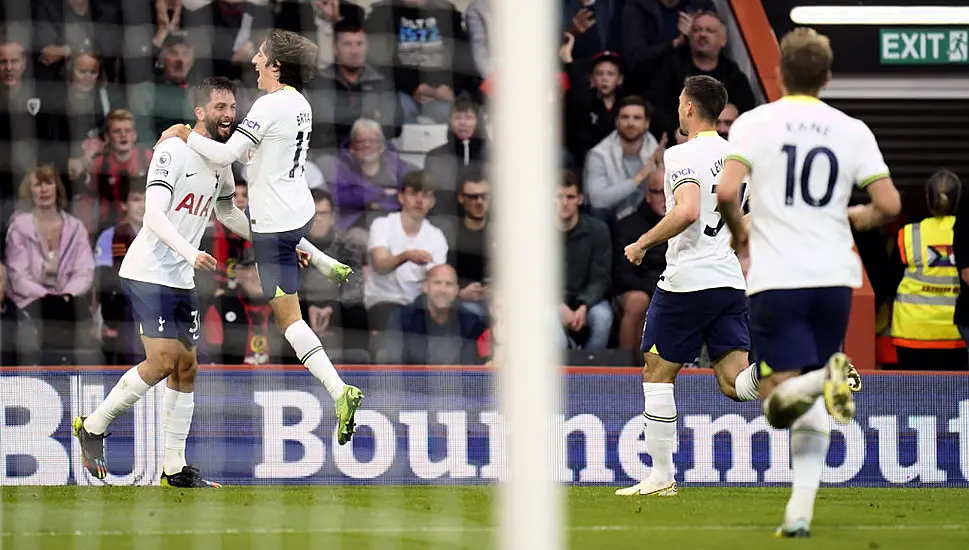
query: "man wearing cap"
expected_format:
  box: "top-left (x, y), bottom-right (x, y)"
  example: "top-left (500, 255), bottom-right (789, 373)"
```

top-left (564, 50), bottom-right (625, 169)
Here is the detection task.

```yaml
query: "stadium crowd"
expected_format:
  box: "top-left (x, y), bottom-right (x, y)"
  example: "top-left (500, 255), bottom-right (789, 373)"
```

top-left (0, 0), bottom-right (963, 370)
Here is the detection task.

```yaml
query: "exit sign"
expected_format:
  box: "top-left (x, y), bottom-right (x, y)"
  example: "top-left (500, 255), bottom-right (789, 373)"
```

top-left (880, 28), bottom-right (969, 64)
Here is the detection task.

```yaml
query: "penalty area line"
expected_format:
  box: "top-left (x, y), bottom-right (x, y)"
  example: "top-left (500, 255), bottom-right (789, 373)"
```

top-left (2, 524), bottom-right (967, 538)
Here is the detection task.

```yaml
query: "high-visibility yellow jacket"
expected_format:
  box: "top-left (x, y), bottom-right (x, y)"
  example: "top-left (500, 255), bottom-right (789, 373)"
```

top-left (892, 216), bottom-right (965, 349)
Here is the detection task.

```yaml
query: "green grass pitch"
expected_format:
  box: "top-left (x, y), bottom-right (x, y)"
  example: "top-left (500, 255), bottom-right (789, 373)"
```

top-left (3, 486), bottom-right (969, 549)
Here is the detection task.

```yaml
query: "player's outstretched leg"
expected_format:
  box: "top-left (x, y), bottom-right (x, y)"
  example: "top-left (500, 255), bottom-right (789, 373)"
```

top-left (74, 364), bottom-right (154, 479)
top-left (616, 353), bottom-right (679, 497)
top-left (763, 353), bottom-right (856, 429)
top-left (775, 397), bottom-right (829, 538)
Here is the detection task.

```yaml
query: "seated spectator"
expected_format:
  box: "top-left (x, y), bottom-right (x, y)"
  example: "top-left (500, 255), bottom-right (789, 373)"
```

top-left (558, 170), bottom-right (613, 350)
top-left (584, 95), bottom-right (665, 222)
top-left (447, 172), bottom-right (491, 319)
top-left (380, 264), bottom-right (487, 365)
top-left (50, 51), bottom-right (123, 192)
top-left (612, 170), bottom-right (667, 355)
top-left (203, 249), bottom-right (284, 365)
top-left (183, 0), bottom-right (273, 87)
top-left (424, 98), bottom-right (489, 220)
top-left (319, 118), bottom-right (411, 234)
top-left (4, 166), bottom-right (95, 360)
top-left (622, 0), bottom-right (714, 73)
top-left (0, 36), bottom-right (63, 226)
top-left (32, 0), bottom-right (119, 83)
top-left (565, 50), bottom-right (626, 169)
top-left (717, 102), bottom-right (738, 139)
top-left (300, 189), bottom-right (369, 354)
top-left (365, 0), bottom-right (478, 123)
top-left (365, 171), bottom-right (448, 332)
top-left (643, 11), bottom-right (755, 141)
top-left (466, 0), bottom-right (491, 78)
top-left (94, 180), bottom-right (145, 366)
top-left (128, 34), bottom-right (196, 144)
top-left (306, 18), bottom-right (401, 152)
top-left (274, 0), bottom-right (365, 69)
top-left (87, 110), bottom-right (153, 232)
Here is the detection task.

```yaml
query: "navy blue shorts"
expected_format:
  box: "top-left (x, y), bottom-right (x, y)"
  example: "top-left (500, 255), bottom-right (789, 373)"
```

top-left (122, 279), bottom-right (200, 347)
top-left (748, 287), bottom-right (852, 374)
top-left (252, 219), bottom-right (313, 298)
top-left (641, 287), bottom-right (750, 364)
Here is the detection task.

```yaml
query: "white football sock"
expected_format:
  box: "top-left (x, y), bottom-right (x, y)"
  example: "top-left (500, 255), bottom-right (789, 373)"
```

top-left (643, 382), bottom-right (677, 485)
top-left (285, 320), bottom-right (346, 400)
top-left (297, 238), bottom-right (338, 271)
top-left (785, 397), bottom-right (830, 528)
top-left (763, 369), bottom-right (825, 426)
top-left (734, 363), bottom-right (760, 402)
top-left (163, 388), bottom-right (195, 476)
top-left (84, 366), bottom-right (152, 435)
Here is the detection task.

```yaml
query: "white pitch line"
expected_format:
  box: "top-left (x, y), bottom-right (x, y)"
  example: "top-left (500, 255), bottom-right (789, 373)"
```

top-left (1, 524), bottom-right (966, 538)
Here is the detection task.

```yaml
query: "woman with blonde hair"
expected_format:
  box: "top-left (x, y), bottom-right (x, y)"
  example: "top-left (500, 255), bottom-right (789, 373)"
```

top-left (4, 166), bottom-right (95, 363)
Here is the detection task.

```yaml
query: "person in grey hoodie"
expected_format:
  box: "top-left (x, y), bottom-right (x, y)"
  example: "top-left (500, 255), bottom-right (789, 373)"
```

top-left (583, 95), bottom-right (665, 222)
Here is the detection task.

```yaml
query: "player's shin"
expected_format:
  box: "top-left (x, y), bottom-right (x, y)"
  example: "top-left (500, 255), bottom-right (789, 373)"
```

top-left (284, 320), bottom-right (346, 400)
top-left (163, 387), bottom-right (195, 476)
top-left (84, 365), bottom-right (153, 435)
top-left (643, 382), bottom-right (677, 484)
top-left (784, 397), bottom-right (830, 531)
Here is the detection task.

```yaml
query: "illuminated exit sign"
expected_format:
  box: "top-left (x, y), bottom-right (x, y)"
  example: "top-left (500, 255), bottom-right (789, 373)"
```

top-left (880, 28), bottom-right (969, 64)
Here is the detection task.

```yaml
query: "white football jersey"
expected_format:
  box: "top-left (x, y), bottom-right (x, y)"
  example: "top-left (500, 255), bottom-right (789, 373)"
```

top-left (657, 131), bottom-right (746, 293)
top-left (727, 96), bottom-right (890, 295)
top-left (120, 137), bottom-right (234, 289)
top-left (236, 87), bottom-right (316, 234)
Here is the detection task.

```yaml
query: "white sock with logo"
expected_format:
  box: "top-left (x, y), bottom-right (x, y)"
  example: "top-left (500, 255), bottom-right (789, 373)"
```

top-left (285, 320), bottom-right (346, 400)
top-left (163, 388), bottom-right (195, 476)
top-left (785, 397), bottom-right (830, 529)
top-left (84, 366), bottom-right (152, 435)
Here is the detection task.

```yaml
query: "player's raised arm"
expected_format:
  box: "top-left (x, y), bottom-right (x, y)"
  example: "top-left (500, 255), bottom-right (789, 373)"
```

top-left (624, 153), bottom-right (700, 265)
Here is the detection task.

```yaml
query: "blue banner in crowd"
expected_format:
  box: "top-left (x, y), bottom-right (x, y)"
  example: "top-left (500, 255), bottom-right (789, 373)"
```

top-left (1, 368), bottom-right (968, 487)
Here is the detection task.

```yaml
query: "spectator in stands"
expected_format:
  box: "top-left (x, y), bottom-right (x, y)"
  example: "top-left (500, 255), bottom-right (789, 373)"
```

top-left (301, 189), bottom-right (369, 354)
top-left (381, 264), bottom-right (487, 365)
top-left (622, 0), bottom-right (714, 77)
top-left (4, 166), bottom-right (95, 359)
top-left (319, 118), bottom-right (411, 235)
top-left (612, 169), bottom-right (667, 355)
top-left (584, 95), bottom-right (665, 222)
top-left (32, 0), bottom-right (119, 83)
top-left (365, 171), bottom-right (448, 333)
top-left (274, 0), bottom-right (365, 69)
top-left (365, 0), bottom-right (478, 123)
top-left (0, 36), bottom-right (63, 227)
top-left (51, 52), bottom-right (123, 192)
top-left (183, 0), bottom-right (273, 86)
top-left (563, 0), bottom-right (623, 64)
top-left (891, 168), bottom-right (965, 370)
top-left (644, 11), bottom-right (755, 141)
top-left (94, 180), bottom-right (145, 365)
top-left (106, 0), bottom-right (185, 85)
top-left (466, 0), bottom-right (491, 78)
top-left (717, 102), bottom-right (738, 139)
top-left (307, 19), bottom-right (401, 153)
top-left (447, 172), bottom-right (491, 319)
top-left (558, 170), bottom-right (613, 350)
top-left (565, 50), bottom-right (626, 170)
top-left (203, 249), bottom-right (285, 365)
top-left (129, 34), bottom-right (196, 144)
top-left (424, 98), bottom-right (490, 220)
top-left (88, 110), bottom-right (153, 232)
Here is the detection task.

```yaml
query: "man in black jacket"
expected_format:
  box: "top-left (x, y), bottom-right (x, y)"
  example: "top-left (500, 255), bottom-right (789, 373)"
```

top-left (621, 0), bottom-right (714, 74)
top-left (424, 98), bottom-right (489, 222)
top-left (565, 50), bottom-right (625, 169)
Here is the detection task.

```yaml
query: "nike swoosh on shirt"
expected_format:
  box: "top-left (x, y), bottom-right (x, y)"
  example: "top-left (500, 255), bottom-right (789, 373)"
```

top-left (186, 172), bottom-right (196, 177)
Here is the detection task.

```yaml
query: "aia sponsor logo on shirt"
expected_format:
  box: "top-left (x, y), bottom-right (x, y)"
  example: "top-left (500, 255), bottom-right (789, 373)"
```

top-left (175, 193), bottom-right (213, 218)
